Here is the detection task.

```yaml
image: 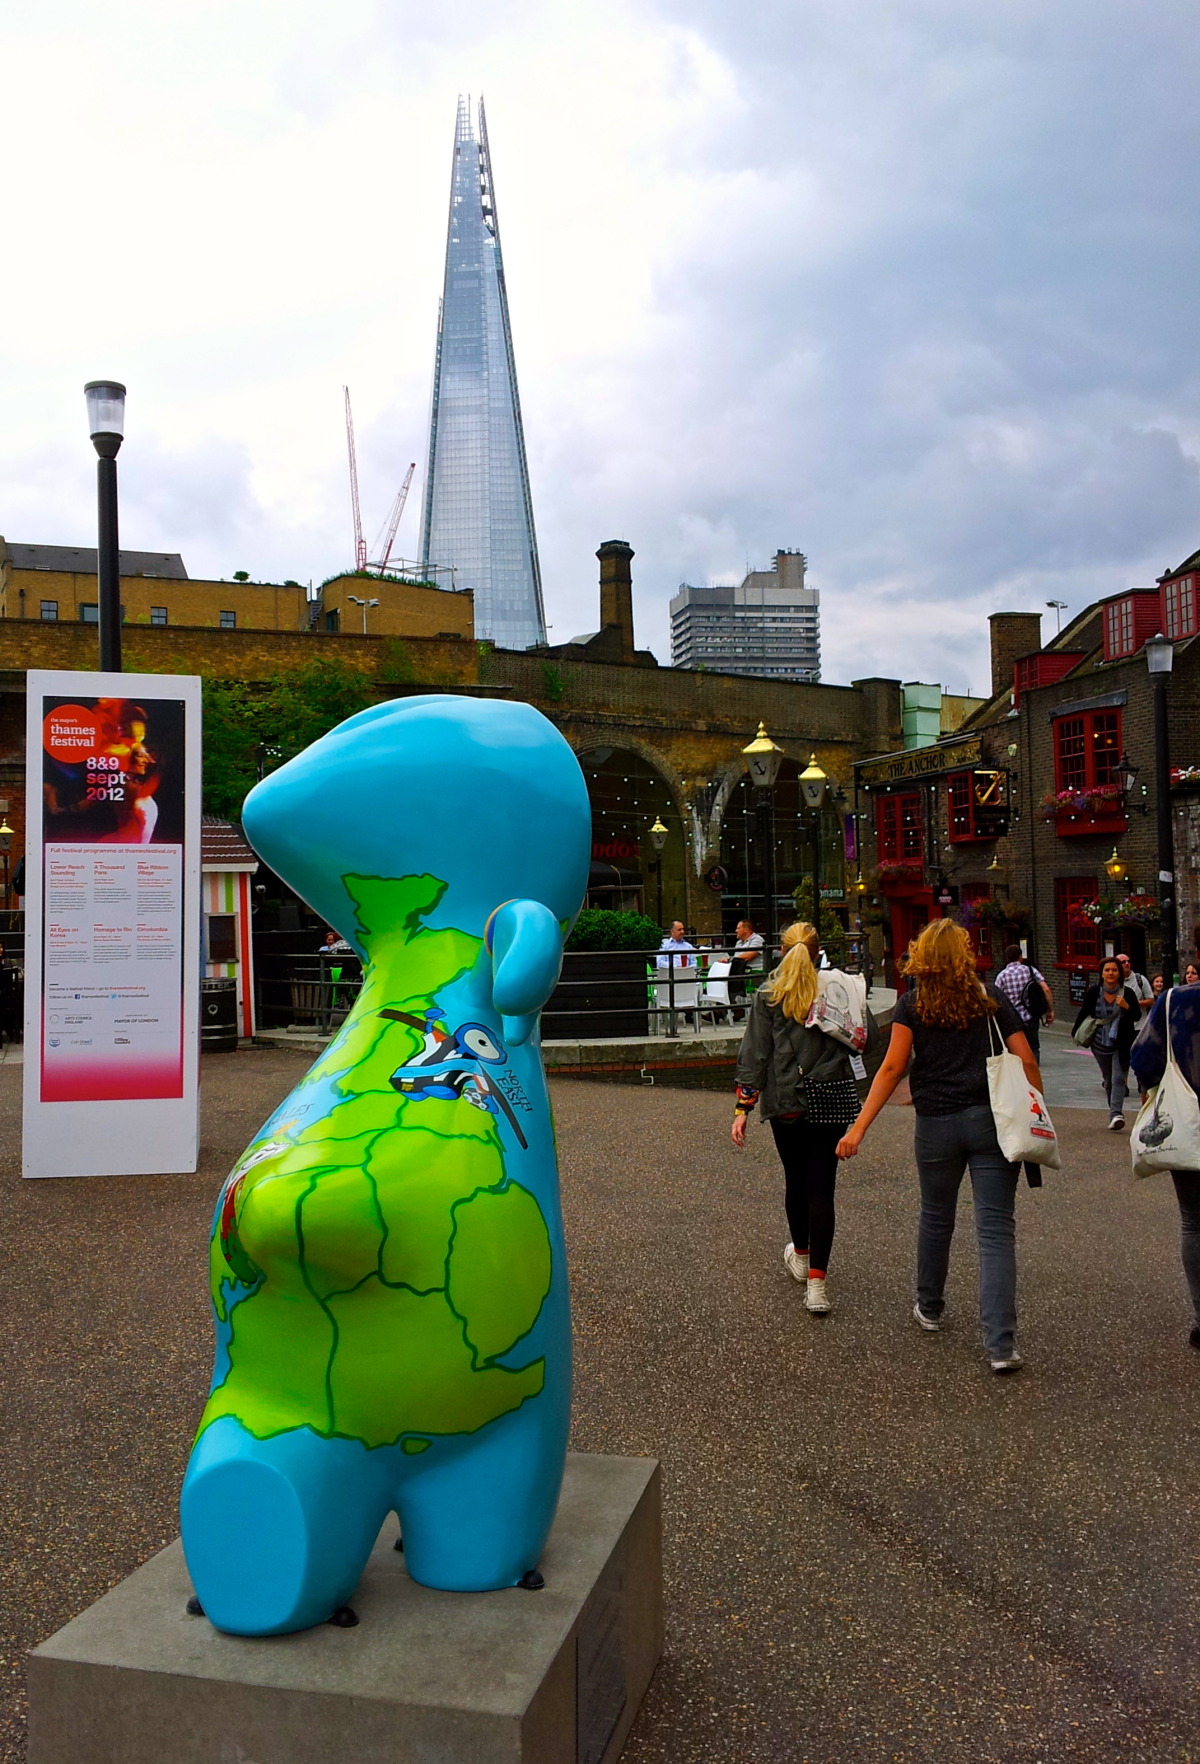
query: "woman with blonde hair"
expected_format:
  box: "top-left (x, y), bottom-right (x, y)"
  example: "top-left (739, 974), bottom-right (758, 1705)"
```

top-left (732, 922), bottom-right (878, 1314)
top-left (836, 918), bottom-right (1041, 1373)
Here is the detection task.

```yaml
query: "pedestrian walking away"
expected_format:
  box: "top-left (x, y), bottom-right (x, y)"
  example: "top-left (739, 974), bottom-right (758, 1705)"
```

top-left (1074, 958), bottom-right (1139, 1129)
top-left (1130, 979), bottom-right (1200, 1353)
top-left (732, 922), bottom-right (879, 1316)
top-left (994, 944), bottom-right (1054, 1060)
top-left (836, 918), bottom-right (1042, 1373)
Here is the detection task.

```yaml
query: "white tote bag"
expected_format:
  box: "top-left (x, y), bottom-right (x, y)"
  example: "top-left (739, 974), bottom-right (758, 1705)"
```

top-left (986, 1017), bottom-right (1062, 1169)
top-left (1130, 990), bottom-right (1200, 1177)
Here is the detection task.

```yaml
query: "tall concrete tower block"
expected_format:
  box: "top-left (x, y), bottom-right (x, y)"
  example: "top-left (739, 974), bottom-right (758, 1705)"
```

top-left (420, 97), bottom-right (546, 651)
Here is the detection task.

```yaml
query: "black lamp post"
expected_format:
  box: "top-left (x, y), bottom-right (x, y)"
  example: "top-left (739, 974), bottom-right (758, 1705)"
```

top-left (742, 722), bottom-right (784, 961)
top-left (1146, 632), bottom-right (1176, 984)
top-left (649, 816), bottom-right (668, 926)
top-left (84, 380), bottom-right (126, 672)
top-left (799, 753), bottom-right (829, 935)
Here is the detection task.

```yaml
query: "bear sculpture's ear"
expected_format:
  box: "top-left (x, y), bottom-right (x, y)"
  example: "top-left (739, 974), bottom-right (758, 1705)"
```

top-left (485, 899), bottom-right (564, 1047)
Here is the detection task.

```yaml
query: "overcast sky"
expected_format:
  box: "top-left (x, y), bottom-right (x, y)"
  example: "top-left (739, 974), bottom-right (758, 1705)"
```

top-left (4, 0), bottom-right (1199, 694)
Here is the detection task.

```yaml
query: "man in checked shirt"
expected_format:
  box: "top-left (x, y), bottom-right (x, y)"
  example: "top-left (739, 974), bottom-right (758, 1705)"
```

top-left (994, 944), bottom-right (1055, 1061)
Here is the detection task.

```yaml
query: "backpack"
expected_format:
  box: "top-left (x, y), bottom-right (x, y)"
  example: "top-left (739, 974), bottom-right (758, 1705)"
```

top-left (1022, 973), bottom-right (1049, 1022)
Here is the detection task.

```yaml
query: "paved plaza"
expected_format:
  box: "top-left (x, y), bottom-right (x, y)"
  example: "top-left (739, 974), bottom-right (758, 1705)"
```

top-left (1, 1043), bottom-right (1197, 1762)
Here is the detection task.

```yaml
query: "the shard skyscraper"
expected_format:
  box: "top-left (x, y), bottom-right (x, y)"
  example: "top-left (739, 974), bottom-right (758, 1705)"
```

top-left (421, 97), bottom-right (547, 650)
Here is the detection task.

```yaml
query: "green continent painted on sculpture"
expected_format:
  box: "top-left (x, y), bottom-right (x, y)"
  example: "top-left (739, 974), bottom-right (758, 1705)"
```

top-left (199, 872), bottom-right (553, 1451)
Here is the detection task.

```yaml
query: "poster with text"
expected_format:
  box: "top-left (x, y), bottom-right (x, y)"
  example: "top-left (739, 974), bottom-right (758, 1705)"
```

top-left (24, 673), bottom-right (201, 1178)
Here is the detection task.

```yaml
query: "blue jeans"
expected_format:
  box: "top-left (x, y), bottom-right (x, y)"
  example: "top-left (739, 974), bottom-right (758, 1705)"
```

top-left (914, 1104), bottom-right (1019, 1359)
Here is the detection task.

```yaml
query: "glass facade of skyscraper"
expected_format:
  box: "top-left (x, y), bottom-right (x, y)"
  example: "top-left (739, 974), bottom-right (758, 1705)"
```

top-left (420, 97), bottom-right (546, 651)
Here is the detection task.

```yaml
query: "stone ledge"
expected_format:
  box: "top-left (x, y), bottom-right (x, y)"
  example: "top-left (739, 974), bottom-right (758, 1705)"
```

top-left (29, 1453), bottom-right (662, 1764)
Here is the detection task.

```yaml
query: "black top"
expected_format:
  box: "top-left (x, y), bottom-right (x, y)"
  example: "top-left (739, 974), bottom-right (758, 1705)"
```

top-left (893, 983), bottom-right (1024, 1117)
top-left (1072, 984), bottom-right (1140, 1059)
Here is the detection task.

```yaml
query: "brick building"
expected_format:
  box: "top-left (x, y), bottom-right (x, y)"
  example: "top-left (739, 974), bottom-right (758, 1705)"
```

top-left (0, 539), bottom-right (918, 940)
top-left (0, 539), bottom-right (476, 641)
top-left (855, 554), bottom-right (1200, 1009)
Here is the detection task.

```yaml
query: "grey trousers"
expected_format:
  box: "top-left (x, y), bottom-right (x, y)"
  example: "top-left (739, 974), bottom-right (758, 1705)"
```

top-left (1092, 1046), bottom-right (1128, 1114)
top-left (914, 1104), bottom-right (1019, 1359)
top-left (1172, 1171), bottom-right (1200, 1326)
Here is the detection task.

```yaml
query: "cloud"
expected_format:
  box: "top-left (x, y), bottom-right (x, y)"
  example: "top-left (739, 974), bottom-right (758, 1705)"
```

top-left (2, 1), bottom-right (1199, 697)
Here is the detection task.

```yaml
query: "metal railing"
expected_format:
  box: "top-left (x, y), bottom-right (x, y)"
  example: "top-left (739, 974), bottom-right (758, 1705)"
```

top-left (252, 939), bottom-right (871, 1043)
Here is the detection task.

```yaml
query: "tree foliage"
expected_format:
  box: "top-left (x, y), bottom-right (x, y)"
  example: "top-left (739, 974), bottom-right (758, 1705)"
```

top-left (789, 881), bottom-right (848, 965)
top-left (202, 660), bottom-right (375, 819)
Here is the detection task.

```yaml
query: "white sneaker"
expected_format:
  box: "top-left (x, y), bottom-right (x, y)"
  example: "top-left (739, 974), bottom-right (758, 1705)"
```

top-left (912, 1302), bottom-right (942, 1332)
top-left (1108, 1114), bottom-right (1125, 1131)
top-left (989, 1351), bottom-right (1024, 1374)
top-left (805, 1276), bottom-right (832, 1314)
top-left (783, 1243), bottom-right (809, 1284)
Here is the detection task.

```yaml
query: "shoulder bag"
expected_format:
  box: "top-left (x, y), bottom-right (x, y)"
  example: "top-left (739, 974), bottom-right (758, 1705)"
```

top-left (1130, 990), bottom-right (1200, 1176)
top-left (986, 1016), bottom-right (1062, 1169)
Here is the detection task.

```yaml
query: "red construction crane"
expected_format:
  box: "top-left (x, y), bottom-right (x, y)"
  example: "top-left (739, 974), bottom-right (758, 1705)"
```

top-left (373, 462), bottom-right (417, 574)
top-left (343, 386), bottom-right (368, 573)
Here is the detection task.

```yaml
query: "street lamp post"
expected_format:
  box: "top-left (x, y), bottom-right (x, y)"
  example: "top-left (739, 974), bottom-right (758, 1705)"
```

top-left (1146, 632), bottom-right (1177, 984)
top-left (348, 594), bottom-right (380, 634)
top-left (799, 753), bottom-right (829, 938)
top-left (649, 816), bottom-right (668, 927)
top-left (84, 381), bottom-right (126, 672)
top-left (742, 722), bottom-right (784, 961)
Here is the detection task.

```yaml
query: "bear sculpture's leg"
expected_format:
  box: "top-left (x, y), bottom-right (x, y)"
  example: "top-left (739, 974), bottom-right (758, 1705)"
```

top-left (395, 1377), bottom-right (568, 1591)
top-left (181, 1417), bottom-right (393, 1635)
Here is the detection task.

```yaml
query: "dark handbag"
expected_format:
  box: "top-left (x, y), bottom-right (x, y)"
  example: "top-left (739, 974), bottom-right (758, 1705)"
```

top-left (803, 1075), bottom-right (861, 1125)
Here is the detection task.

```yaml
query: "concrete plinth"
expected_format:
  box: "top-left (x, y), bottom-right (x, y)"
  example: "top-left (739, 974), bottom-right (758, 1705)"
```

top-left (29, 1454), bottom-right (662, 1764)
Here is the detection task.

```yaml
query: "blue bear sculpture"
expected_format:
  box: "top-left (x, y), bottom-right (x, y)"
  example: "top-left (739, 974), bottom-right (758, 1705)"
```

top-left (180, 696), bottom-right (590, 1634)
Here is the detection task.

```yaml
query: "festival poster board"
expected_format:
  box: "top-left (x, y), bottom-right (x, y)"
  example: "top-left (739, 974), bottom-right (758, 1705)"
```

top-left (22, 672), bottom-right (202, 1178)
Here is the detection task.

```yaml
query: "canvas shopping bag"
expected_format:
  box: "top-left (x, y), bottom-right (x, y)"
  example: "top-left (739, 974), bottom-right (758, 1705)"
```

top-left (986, 1017), bottom-right (1062, 1169)
top-left (1130, 990), bottom-right (1200, 1177)
top-left (806, 969), bottom-right (868, 1049)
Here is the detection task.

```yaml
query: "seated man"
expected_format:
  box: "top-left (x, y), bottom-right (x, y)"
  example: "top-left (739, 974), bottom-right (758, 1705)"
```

top-left (728, 919), bottom-right (765, 1015)
top-left (656, 920), bottom-right (695, 973)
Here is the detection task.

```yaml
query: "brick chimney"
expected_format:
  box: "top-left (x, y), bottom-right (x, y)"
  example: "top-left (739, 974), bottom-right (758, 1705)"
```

top-left (989, 611), bottom-right (1042, 700)
top-left (597, 540), bottom-right (635, 662)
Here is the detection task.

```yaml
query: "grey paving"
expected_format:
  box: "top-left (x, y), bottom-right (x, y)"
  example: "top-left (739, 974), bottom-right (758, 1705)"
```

top-left (1038, 1021), bottom-right (1144, 1114)
top-left (2, 1050), bottom-right (1198, 1763)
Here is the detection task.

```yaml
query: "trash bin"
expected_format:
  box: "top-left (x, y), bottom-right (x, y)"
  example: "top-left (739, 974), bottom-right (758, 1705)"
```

top-left (201, 977), bottom-right (239, 1052)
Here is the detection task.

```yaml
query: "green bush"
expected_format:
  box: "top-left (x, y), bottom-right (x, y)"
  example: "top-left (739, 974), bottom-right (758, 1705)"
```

top-left (789, 881), bottom-right (848, 965)
top-left (565, 908), bottom-right (663, 952)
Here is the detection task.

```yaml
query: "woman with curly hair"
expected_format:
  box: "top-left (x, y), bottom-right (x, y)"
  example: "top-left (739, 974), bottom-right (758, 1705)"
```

top-left (836, 918), bottom-right (1041, 1373)
top-left (732, 922), bottom-right (879, 1314)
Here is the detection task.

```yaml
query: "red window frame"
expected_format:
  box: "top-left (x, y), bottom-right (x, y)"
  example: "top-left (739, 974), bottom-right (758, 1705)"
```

top-left (1105, 599), bottom-right (1135, 657)
top-left (1053, 709), bottom-right (1122, 795)
top-left (876, 790), bottom-right (923, 862)
top-left (947, 770), bottom-right (1007, 842)
top-left (1165, 575), bottom-right (1198, 641)
top-left (1056, 877), bottom-right (1100, 966)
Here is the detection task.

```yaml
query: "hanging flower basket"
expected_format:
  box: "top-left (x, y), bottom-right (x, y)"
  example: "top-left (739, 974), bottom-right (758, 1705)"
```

top-left (1040, 783), bottom-right (1124, 815)
top-left (877, 860), bottom-right (924, 886)
top-left (1068, 893), bottom-right (1160, 930)
top-left (962, 898), bottom-right (1011, 928)
top-left (1171, 765), bottom-right (1200, 787)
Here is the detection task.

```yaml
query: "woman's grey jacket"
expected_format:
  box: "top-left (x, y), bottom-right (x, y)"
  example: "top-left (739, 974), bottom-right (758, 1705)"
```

top-left (736, 989), bottom-right (881, 1121)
